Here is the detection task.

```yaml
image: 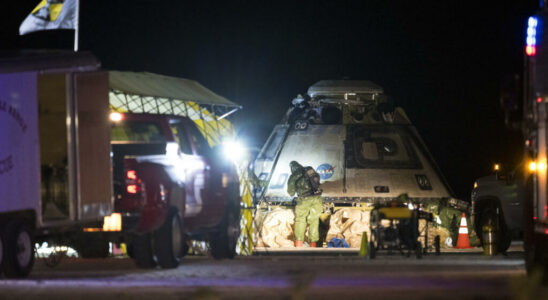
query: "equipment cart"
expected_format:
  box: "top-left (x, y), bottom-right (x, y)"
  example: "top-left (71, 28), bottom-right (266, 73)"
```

top-left (368, 203), bottom-right (440, 259)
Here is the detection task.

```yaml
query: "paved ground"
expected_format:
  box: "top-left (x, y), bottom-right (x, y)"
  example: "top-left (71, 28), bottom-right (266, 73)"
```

top-left (0, 246), bottom-right (546, 300)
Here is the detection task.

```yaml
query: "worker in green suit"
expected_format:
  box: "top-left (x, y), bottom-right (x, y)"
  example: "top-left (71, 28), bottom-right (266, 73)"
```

top-left (287, 161), bottom-right (323, 247)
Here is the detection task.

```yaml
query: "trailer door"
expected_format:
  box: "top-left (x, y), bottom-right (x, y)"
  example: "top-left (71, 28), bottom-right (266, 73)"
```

top-left (0, 72), bottom-right (40, 218)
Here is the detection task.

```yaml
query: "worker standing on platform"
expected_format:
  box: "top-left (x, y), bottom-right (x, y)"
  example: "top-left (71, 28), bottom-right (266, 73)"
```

top-left (287, 161), bottom-right (323, 248)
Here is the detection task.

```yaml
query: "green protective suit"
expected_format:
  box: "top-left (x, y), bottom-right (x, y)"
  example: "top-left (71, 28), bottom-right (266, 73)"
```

top-left (287, 161), bottom-right (322, 242)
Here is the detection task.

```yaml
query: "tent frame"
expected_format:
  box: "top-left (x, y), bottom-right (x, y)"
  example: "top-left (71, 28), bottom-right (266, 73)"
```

top-left (109, 89), bottom-right (239, 145)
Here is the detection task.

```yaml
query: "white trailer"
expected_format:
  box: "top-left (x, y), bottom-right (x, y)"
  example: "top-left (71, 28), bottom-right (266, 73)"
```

top-left (0, 51), bottom-right (112, 277)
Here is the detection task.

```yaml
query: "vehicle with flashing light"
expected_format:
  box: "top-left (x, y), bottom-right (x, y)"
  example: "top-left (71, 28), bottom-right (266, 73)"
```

top-left (0, 51), bottom-right (114, 278)
top-left (470, 163), bottom-right (526, 253)
top-left (109, 111), bottom-right (241, 268)
top-left (519, 9), bottom-right (548, 277)
top-left (252, 80), bottom-right (471, 249)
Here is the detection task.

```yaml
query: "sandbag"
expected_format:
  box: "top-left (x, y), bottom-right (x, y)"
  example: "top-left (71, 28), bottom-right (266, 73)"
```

top-left (256, 208), bottom-right (296, 248)
top-left (326, 208), bottom-right (370, 248)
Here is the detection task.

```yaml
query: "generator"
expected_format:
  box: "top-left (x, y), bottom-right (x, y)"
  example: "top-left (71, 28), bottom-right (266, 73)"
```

top-left (368, 202), bottom-right (440, 258)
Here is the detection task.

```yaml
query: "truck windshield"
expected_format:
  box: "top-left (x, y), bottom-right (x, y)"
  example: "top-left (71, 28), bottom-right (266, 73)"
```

top-left (111, 121), bottom-right (166, 143)
top-left (169, 122), bottom-right (193, 155)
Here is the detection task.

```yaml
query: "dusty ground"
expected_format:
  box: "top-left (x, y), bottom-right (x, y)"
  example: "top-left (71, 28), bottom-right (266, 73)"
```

top-left (0, 246), bottom-right (546, 300)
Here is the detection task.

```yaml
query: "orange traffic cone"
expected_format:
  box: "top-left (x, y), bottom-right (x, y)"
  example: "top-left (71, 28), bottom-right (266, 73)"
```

top-left (455, 212), bottom-right (473, 249)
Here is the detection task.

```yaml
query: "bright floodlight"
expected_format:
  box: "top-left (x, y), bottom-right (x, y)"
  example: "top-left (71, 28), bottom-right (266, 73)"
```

top-left (538, 161), bottom-right (547, 171)
top-left (223, 140), bottom-right (245, 161)
top-left (110, 112), bottom-right (124, 122)
top-left (530, 161), bottom-right (537, 172)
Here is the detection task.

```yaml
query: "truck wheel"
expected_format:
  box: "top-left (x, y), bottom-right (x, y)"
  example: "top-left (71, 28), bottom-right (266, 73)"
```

top-left (480, 210), bottom-right (511, 253)
top-left (210, 204), bottom-right (240, 259)
top-left (131, 233), bottom-right (156, 269)
top-left (75, 234), bottom-right (110, 258)
top-left (153, 208), bottom-right (183, 268)
top-left (2, 220), bottom-right (35, 278)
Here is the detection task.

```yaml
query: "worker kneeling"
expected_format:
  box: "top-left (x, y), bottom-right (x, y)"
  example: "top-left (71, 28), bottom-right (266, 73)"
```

top-left (287, 161), bottom-right (323, 248)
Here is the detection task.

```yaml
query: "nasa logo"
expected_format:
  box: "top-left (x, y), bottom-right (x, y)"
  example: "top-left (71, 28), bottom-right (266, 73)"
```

top-left (316, 163), bottom-right (335, 180)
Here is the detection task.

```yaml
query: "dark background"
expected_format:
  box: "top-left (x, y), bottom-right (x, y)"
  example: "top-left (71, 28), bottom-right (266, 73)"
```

top-left (1, 0), bottom-right (539, 199)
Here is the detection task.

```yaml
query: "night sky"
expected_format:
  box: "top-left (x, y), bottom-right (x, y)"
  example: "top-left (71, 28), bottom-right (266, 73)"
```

top-left (1, 0), bottom-right (540, 199)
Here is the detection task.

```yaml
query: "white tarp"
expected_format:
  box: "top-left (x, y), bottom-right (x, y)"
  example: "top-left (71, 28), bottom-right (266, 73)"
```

top-left (109, 71), bottom-right (240, 107)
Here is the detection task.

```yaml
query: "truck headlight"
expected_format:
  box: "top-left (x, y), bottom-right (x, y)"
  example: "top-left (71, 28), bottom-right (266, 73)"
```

top-left (109, 112), bottom-right (124, 122)
top-left (103, 213), bottom-right (122, 232)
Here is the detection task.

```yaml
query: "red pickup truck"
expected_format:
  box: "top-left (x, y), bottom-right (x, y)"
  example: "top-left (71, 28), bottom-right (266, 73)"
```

top-left (110, 112), bottom-right (241, 268)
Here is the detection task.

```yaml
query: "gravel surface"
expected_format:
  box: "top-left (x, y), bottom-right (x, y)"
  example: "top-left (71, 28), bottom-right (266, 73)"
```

top-left (0, 251), bottom-right (545, 300)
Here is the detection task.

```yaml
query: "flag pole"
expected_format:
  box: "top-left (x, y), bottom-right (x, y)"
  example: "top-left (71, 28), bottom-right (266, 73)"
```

top-left (74, 0), bottom-right (80, 52)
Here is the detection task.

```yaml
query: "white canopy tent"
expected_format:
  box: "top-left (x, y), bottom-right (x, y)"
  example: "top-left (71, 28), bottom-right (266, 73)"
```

top-left (108, 71), bottom-right (241, 145)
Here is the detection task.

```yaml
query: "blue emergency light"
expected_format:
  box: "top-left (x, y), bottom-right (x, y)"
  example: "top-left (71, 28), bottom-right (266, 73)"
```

top-left (527, 16), bottom-right (539, 56)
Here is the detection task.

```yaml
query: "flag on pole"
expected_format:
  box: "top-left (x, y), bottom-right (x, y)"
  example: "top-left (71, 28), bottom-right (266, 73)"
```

top-left (19, 0), bottom-right (77, 36)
